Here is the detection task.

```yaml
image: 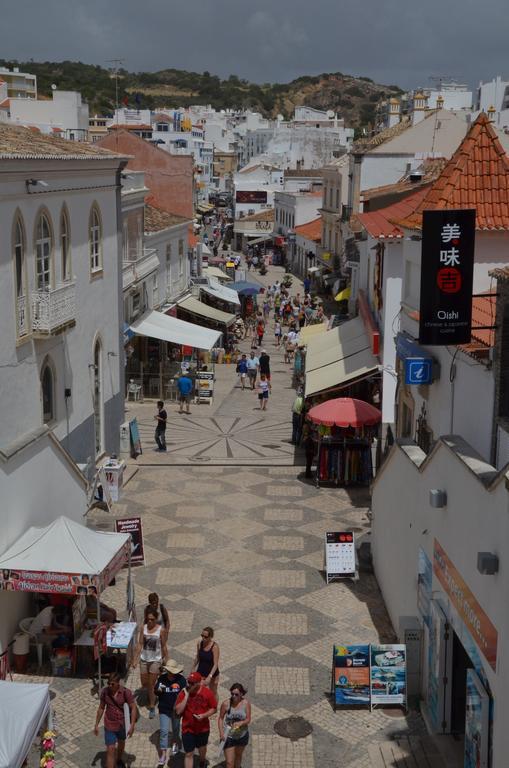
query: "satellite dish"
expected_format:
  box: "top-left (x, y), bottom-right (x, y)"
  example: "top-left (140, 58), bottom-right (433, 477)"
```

top-left (51, 84), bottom-right (57, 90)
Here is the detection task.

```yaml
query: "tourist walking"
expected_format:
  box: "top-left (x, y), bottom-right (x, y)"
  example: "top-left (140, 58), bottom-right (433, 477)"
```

top-left (94, 672), bottom-right (137, 768)
top-left (236, 353), bottom-right (248, 390)
top-left (218, 683), bottom-right (251, 768)
top-left (256, 319), bottom-right (265, 347)
top-left (256, 373), bottom-right (271, 411)
top-left (259, 349), bottom-right (271, 381)
top-left (154, 401), bottom-right (167, 452)
top-left (193, 626), bottom-right (220, 695)
top-left (291, 390), bottom-right (304, 445)
top-left (133, 609), bottom-right (168, 718)
top-left (154, 660), bottom-right (186, 763)
top-left (177, 372), bottom-right (193, 414)
top-left (246, 352), bottom-right (259, 390)
top-left (274, 320), bottom-right (282, 346)
top-left (175, 672), bottom-right (217, 768)
top-left (145, 592), bottom-right (170, 631)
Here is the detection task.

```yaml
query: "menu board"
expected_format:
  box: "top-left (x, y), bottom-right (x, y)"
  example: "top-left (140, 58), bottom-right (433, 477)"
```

top-left (115, 517), bottom-right (145, 567)
top-left (325, 531), bottom-right (356, 583)
top-left (370, 644), bottom-right (407, 705)
top-left (196, 371), bottom-right (214, 401)
top-left (332, 644), bottom-right (370, 710)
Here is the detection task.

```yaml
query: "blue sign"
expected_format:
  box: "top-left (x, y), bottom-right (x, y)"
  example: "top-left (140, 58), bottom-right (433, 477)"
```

top-left (405, 358), bottom-right (433, 385)
top-left (396, 333), bottom-right (434, 385)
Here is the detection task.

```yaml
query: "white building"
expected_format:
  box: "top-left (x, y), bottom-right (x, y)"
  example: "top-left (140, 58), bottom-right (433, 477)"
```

top-left (8, 90), bottom-right (90, 141)
top-left (0, 66), bottom-right (37, 99)
top-left (0, 123), bottom-right (127, 650)
top-left (371, 436), bottom-right (508, 768)
top-left (0, 123), bottom-right (127, 465)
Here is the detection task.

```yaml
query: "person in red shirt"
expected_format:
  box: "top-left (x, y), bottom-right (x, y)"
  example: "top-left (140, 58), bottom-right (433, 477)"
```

top-left (175, 672), bottom-right (217, 768)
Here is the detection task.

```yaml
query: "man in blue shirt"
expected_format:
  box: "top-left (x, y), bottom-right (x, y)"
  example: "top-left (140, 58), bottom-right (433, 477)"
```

top-left (236, 353), bottom-right (248, 390)
top-left (177, 373), bottom-right (193, 414)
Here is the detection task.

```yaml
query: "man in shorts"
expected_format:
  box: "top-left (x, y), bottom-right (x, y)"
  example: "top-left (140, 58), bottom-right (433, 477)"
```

top-left (94, 672), bottom-right (137, 768)
top-left (236, 353), bottom-right (248, 390)
top-left (246, 352), bottom-right (259, 390)
top-left (177, 372), bottom-right (193, 414)
top-left (175, 672), bottom-right (217, 768)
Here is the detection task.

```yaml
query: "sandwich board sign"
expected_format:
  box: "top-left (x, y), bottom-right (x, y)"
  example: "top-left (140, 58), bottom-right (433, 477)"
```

top-left (325, 531), bottom-right (356, 583)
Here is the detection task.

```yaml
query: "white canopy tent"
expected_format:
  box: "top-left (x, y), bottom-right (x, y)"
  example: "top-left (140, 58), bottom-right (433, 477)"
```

top-left (202, 279), bottom-right (240, 306)
top-left (0, 517), bottom-right (131, 690)
top-left (202, 266), bottom-right (232, 282)
top-left (130, 310), bottom-right (221, 350)
top-left (0, 681), bottom-right (50, 768)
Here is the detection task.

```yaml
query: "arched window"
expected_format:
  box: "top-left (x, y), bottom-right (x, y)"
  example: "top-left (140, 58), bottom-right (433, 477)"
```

top-left (35, 211), bottom-right (52, 290)
top-left (41, 360), bottom-right (55, 423)
top-left (89, 205), bottom-right (102, 273)
top-left (60, 207), bottom-right (71, 281)
top-left (13, 214), bottom-right (28, 337)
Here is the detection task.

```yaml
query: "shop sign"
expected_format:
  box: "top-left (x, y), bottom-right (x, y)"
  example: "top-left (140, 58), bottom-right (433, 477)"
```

top-left (196, 370), bottom-right (214, 401)
top-left (370, 644), bottom-right (407, 705)
top-left (115, 517), bottom-right (145, 567)
top-left (236, 190), bottom-right (267, 204)
top-left (419, 209), bottom-right (475, 345)
top-left (433, 539), bottom-right (498, 670)
top-left (332, 644), bottom-right (370, 708)
top-left (129, 418), bottom-right (142, 457)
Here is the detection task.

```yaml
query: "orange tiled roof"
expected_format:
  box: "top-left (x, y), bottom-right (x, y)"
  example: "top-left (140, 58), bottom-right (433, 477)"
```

top-left (295, 217), bottom-right (322, 242)
top-left (357, 187), bottom-right (429, 239)
top-left (458, 292), bottom-right (496, 358)
top-left (398, 113), bottom-right (509, 231)
top-left (144, 204), bottom-right (190, 233)
top-left (188, 226), bottom-right (198, 247)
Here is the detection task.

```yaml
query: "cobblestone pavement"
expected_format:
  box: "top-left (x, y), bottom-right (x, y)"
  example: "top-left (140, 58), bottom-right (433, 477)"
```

top-left (15, 260), bottom-right (438, 768)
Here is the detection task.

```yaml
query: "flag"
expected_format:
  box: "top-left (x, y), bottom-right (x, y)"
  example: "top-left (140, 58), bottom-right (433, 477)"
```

top-left (122, 95), bottom-right (129, 107)
top-left (135, 93), bottom-right (141, 106)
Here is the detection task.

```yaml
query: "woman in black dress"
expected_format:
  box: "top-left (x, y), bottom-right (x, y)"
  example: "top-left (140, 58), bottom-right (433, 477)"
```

top-left (193, 626), bottom-right (220, 695)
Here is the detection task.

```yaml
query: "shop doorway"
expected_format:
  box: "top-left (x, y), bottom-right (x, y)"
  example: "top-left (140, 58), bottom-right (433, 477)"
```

top-left (451, 631), bottom-right (474, 736)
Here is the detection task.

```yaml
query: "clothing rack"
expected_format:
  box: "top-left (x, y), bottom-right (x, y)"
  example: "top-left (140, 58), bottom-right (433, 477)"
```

top-left (315, 437), bottom-right (373, 488)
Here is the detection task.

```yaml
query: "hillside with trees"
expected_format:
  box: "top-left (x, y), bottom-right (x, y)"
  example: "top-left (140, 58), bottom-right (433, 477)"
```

top-left (0, 59), bottom-right (403, 128)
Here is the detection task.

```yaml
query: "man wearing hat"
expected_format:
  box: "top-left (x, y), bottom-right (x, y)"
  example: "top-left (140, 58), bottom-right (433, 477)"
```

top-left (154, 660), bottom-right (187, 764)
top-left (175, 672), bottom-right (217, 768)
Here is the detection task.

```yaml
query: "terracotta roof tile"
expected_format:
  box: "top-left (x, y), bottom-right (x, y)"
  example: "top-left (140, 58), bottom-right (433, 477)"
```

top-left (294, 217), bottom-right (322, 242)
top-left (358, 187), bottom-right (428, 238)
top-left (144, 204), bottom-right (190, 233)
top-left (398, 113), bottom-right (509, 231)
top-left (0, 122), bottom-right (127, 160)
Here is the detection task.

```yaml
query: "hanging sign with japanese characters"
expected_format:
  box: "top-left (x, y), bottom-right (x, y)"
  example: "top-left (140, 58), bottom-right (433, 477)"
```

top-left (419, 209), bottom-right (475, 345)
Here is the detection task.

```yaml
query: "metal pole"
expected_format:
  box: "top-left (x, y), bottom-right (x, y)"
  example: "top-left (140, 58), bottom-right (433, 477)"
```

top-left (97, 594), bottom-right (102, 694)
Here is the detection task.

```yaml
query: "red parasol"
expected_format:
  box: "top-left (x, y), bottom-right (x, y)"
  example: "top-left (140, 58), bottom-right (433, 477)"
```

top-left (307, 397), bottom-right (381, 428)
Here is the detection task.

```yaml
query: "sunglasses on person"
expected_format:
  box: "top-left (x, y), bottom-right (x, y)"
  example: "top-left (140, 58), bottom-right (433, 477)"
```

top-left (230, 691), bottom-right (241, 697)
top-left (201, 633), bottom-right (210, 639)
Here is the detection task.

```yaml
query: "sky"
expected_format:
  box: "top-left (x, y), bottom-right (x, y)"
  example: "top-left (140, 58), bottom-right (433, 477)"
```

top-left (0, 0), bottom-right (507, 92)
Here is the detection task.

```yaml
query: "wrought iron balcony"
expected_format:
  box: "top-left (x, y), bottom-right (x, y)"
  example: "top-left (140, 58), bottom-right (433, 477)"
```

top-left (16, 295), bottom-right (29, 339)
top-left (31, 282), bottom-right (76, 335)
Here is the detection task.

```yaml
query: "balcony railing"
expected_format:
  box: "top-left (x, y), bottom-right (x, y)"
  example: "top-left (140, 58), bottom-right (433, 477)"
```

top-left (31, 282), bottom-right (76, 335)
top-left (122, 248), bottom-right (159, 291)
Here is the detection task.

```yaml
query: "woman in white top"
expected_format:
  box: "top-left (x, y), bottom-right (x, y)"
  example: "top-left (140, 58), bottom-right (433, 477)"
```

top-left (256, 374), bottom-right (271, 411)
top-left (133, 609), bottom-right (168, 718)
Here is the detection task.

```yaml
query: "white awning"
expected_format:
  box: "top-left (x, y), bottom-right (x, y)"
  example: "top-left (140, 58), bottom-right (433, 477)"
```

top-left (178, 295), bottom-right (236, 327)
top-left (304, 316), bottom-right (379, 398)
top-left (201, 243), bottom-right (212, 256)
top-left (202, 279), bottom-right (240, 306)
top-left (308, 266), bottom-right (321, 273)
top-left (130, 310), bottom-right (221, 350)
top-left (0, 681), bottom-right (50, 768)
top-left (203, 266), bottom-right (232, 282)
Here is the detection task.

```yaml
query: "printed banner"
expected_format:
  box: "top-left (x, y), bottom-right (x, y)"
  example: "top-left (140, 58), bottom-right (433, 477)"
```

top-left (325, 531), bottom-right (356, 580)
top-left (115, 517), bottom-right (145, 567)
top-left (0, 569), bottom-right (100, 596)
top-left (196, 371), bottom-right (214, 399)
top-left (370, 644), bottom-right (407, 705)
top-left (333, 645), bottom-right (370, 706)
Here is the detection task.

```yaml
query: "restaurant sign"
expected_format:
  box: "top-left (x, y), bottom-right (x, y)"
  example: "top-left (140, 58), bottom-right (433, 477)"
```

top-left (419, 209), bottom-right (475, 346)
top-left (433, 539), bottom-right (498, 670)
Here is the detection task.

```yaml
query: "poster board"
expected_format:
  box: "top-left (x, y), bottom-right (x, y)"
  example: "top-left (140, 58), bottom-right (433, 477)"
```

top-left (72, 595), bottom-right (87, 639)
top-left (324, 531), bottom-right (356, 583)
top-left (332, 645), bottom-right (370, 710)
top-left (370, 644), bottom-right (407, 708)
top-left (195, 371), bottom-right (214, 402)
top-left (115, 517), bottom-right (145, 567)
top-left (464, 670), bottom-right (489, 768)
top-left (129, 418), bottom-right (142, 457)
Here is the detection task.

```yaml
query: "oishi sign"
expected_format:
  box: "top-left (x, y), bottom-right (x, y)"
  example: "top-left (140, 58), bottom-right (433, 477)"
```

top-left (419, 209), bottom-right (475, 346)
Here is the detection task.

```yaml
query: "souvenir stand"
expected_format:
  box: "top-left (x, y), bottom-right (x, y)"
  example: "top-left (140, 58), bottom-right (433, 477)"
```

top-left (307, 398), bottom-right (381, 488)
top-left (0, 516), bottom-right (132, 692)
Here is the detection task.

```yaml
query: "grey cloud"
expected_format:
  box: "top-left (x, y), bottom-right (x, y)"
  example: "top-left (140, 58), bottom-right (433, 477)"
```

top-left (0, 0), bottom-right (507, 91)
